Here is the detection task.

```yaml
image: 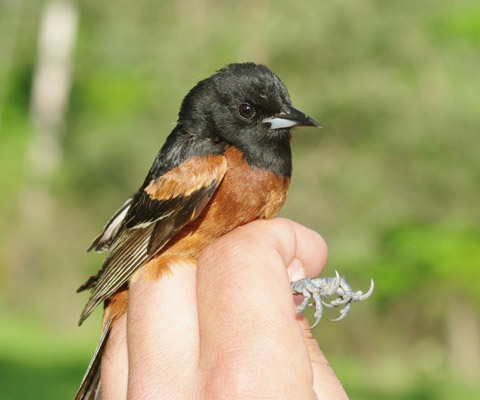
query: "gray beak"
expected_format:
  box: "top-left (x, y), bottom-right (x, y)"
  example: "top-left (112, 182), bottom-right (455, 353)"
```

top-left (263, 105), bottom-right (321, 130)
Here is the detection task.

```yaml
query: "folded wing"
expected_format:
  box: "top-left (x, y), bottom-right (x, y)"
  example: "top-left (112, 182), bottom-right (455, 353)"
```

top-left (78, 154), bottom-right (227, 324)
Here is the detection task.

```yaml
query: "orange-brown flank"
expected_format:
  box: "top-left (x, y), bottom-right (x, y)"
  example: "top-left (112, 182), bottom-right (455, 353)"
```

top-left (145, 146), bottom-right (290, 279)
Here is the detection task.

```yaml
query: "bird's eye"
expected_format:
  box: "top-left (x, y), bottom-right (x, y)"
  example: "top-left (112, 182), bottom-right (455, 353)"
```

top-left (238, 103), bottom-right (255, 119)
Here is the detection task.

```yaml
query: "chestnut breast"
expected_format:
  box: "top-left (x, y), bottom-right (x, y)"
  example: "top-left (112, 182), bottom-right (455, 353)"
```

top-left (157, 146), bottom-right (290, 260)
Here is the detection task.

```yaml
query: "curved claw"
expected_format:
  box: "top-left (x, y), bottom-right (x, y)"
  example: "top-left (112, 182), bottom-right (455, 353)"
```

top-left (310, 316), bottom-right (322, 329)
top-left (329, 302), bottom-right (351, 322)
top-left (310, 306), bottom-right (324, 329)
top-left (322, 300), bottom-right (335, 308)
top-left (358, 279), bottom-right (375, 301)
top-left (329, 313), bottom-right (347, 322)
top-left (330, 294), bottom-right (350, 306)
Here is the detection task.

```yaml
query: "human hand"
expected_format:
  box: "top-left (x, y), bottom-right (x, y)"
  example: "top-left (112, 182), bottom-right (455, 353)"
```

top-left (101, 218), bottom-right (348, 399)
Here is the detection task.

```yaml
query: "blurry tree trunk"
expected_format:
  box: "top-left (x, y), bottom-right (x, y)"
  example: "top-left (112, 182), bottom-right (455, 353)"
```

top-left (21, 0), bottom-right (78, 221)
top-left (0, 0), bottom-right (22, 132)
top-left (446, 297), bottom-right (480, 382)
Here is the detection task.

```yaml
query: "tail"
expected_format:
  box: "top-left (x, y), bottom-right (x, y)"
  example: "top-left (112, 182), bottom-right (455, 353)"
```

top-left (74, 319), bottom-right (112, 400)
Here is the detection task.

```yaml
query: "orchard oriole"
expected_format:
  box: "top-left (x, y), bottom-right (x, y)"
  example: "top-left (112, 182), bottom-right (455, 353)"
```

top-left (74, 63), bottom-right (373, 400)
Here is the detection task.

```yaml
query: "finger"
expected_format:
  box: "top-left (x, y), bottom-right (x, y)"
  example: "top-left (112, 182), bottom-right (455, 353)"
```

top-left (298, 319), bottom-right (349, 400)
top-left (266, 218), bottom-right (328, 281)
top-left (126, 259), bottom-right (199, 397)
top-left (197, 218), bottom-right (327, 394)
top-left (101, 314), bottom-right (128, 400)
top-left (286, 241), bottom-right (327, 283)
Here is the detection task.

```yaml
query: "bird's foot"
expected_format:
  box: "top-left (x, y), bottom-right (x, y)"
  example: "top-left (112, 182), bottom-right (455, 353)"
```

top-left (291, 271), bottom-right (374, 328)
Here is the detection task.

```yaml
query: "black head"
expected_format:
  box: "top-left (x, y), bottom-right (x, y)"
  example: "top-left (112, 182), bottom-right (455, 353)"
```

top-left (177, 63), bottom-right (320, 176)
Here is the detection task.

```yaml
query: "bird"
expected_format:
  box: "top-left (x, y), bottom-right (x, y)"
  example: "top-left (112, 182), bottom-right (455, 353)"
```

top-left (74, 62), bottom-right (372, 400)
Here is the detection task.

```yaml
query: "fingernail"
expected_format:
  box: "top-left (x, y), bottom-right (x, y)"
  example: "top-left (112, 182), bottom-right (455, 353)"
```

top-left (288, 259), bottom-right (306, 281)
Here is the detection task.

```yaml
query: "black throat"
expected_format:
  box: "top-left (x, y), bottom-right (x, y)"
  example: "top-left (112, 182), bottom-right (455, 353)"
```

top-left (231, 130), bottom-right (292, 178)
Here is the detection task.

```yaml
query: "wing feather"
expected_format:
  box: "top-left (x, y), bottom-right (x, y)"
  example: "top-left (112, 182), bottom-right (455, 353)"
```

top-left (79, 154), bottom-right (227, 324)
top-left (87, 197), bottom-right (133, 253)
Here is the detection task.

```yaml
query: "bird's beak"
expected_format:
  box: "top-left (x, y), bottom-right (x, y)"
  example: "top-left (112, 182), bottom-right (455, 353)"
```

top-left (262, 105), bottom-right (321, 130)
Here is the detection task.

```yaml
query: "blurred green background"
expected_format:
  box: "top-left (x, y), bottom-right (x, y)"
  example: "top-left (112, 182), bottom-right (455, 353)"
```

top-left (1, 0), bottom-right (479, 398)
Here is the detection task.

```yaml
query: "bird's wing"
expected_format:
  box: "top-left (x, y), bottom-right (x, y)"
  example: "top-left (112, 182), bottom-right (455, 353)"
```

top-left (86, 197), bottom-right (134, 253)
top-left (78, 154), bottom-right (227, 324)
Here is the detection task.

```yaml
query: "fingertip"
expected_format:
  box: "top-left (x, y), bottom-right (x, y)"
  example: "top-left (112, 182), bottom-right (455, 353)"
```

top-left (287, 220), bottom-right (328, 278)
top-left (204, 218), bottom-right (328, 280)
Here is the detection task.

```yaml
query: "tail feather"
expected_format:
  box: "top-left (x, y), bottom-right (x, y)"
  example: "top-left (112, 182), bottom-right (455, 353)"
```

top-left (74, 319), bottom-right (112, 400)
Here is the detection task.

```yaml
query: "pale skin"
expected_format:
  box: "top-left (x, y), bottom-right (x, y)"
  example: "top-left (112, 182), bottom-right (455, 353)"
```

top-left (101, 218), bottom-right (349, 400)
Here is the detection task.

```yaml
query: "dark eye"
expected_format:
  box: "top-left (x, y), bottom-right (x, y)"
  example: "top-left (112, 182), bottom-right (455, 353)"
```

top-left (238, 103), bottom-right (255, 119)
